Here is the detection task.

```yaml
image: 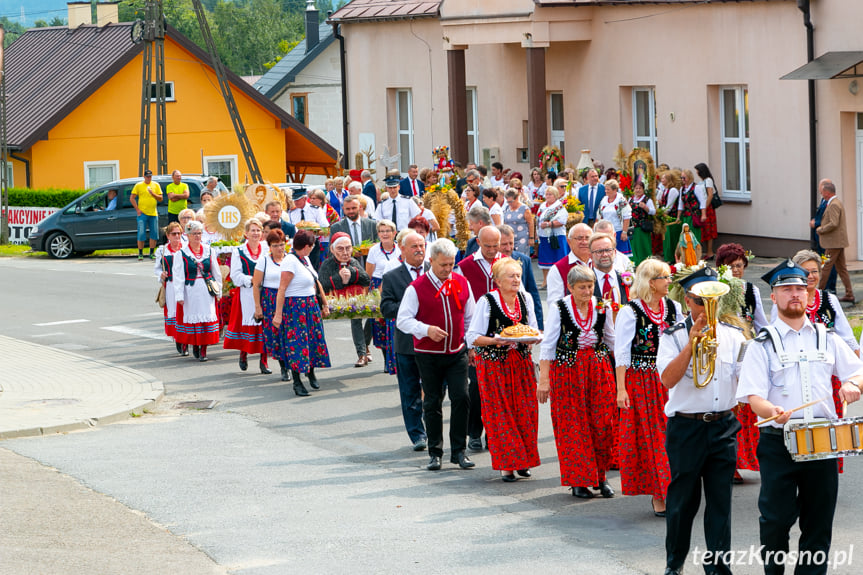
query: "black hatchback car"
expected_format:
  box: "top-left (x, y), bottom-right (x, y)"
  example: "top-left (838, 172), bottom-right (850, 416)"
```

top-left (28, 175), bottom-right (208, 258)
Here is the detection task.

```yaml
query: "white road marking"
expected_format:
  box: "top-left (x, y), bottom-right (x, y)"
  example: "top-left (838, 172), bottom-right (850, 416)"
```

top-left (114, 272), bottom-right (135, 276)
top-left (102, 325), bottom-right (171, 342)
top-left (30, 332), bottom-right (64, 338)
top-left (33, 319), bottom-right (90, 326)
top-left (132, 311), bottom-right (165, 317)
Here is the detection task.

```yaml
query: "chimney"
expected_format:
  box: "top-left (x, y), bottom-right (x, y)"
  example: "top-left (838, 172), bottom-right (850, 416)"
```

top-left (305, 0), bottom-right (319, 53)
top-left (95, 2), bottom-right (120, 26)
top-left (67, 1), bottom-right (92, 28)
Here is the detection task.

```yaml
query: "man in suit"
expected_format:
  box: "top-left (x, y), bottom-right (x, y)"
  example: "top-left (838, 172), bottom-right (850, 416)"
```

top-left (381, 231), bottom-right (429, 452)
top-left (578, 169), bottom-right (605, 227)
top-left (810, 189), bottom-right (838, 293)
top-left (814, 179), bottom-right (854, 302)
top-left (361, 169), bottom-right (379, 206)
top-left (330, 195), bottom-right (378, 266)
top-left (498, 224), bottom-right (544, 330)
top-left (399, 164), bottom-right (425, 198)
top-left (377, 175), bottom-right (421, 230)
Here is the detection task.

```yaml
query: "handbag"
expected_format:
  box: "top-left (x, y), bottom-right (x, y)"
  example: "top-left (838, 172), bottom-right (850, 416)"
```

top-left (205, 277), bottom-right (220, 297)
top-left (156, 284), bottom-right (166, 308)
top-left (710, 191), bottom-right (723, 209)
top-left (549, 234), bottom-right (560, 250)
top-left (639, 218), bottom-right (653, 233)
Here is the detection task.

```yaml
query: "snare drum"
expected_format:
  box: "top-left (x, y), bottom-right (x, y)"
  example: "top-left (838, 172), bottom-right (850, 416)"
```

top-left (784, 417), bottom-right (863, 462)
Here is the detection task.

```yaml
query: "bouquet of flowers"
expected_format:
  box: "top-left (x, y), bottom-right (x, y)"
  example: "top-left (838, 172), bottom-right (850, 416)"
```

top-left (564, 195), bottom-right (584, 214)
top-left (618, 171), bottom-right (634, 198)
top-left (326, 290), bottom-right (383, 320)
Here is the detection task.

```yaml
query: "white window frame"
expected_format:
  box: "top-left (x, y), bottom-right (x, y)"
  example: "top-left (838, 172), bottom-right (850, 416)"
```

top-left (720, 86), bottom-right (750, 199)
top-left (549, 92), bottom-right (565, 158)
top-left (149, 81), bottom-right (175, 102)
top-left (632, 87), bottom-right (658, 159)
top-left (203, 155), bottom-right (238, 190)
top-left (396, 89), bottom-right (414, 173)
top-left (83, 160), bottom-right (120, 189)
top-left (466, 87), bottom-right (479, 166)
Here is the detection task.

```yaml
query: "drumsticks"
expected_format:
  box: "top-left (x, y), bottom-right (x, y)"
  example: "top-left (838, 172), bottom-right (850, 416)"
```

top-left (754, 395), bottom-right (832, 427)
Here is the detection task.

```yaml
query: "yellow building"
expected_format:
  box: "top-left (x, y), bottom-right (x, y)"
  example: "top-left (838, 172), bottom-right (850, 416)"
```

top-left (7, 19), bottom-right (339, 190)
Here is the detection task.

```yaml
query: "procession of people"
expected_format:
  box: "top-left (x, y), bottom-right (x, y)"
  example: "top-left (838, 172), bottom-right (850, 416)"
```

top-left (146, 157), bottom-right (863, 575)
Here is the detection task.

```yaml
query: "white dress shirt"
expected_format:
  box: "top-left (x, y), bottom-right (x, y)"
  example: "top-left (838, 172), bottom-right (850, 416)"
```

top-left (375, 195), bottom-right (421, 230)
top-left (657, 319), bottom-right (746, 417)
top-left (737, 317), bottom-right (863, 427)
top-left (288, 203), bottom-right (328, 227)
top-left (540, 295), bottom-right (615, 361)
top-left (768, 291), bottom-right (859, 352)
top-left (546, 252), bottom-right (591, 304)
top-left (593, 268), bottom-right (623, 303)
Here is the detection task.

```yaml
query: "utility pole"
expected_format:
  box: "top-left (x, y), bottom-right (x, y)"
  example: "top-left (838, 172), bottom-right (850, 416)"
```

top-left (137, 0), bottom-right (167, 176)
top-left (0, 25), bottom-right (9, 244)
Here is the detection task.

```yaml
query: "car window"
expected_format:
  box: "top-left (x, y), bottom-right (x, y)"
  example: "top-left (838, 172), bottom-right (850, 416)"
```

top-left (80, 189), bottom-right (109, 212)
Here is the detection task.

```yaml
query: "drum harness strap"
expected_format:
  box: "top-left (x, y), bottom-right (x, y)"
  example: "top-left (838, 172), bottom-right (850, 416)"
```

top-left (761, 323), bottom-right (828, 421)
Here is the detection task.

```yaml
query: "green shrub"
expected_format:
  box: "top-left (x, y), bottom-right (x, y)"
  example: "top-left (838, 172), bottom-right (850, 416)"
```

top-left (8, 187), bottom-right (88, 208)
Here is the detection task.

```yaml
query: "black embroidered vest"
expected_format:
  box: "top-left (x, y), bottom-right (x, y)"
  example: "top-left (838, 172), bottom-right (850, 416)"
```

top-left (628, 297), bottom-right (676, 370)
top-left (476, 292), bottom-right (531, 361)
top-left (554, 298), bottom-right (609, 367)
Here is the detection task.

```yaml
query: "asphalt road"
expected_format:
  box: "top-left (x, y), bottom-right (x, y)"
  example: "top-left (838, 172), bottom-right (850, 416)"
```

top-left (1, 255), bottom-right (862, 574)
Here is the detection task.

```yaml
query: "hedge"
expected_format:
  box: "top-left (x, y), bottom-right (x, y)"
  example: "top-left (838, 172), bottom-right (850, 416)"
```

top-left (8, 187), bottom-right (88, 208)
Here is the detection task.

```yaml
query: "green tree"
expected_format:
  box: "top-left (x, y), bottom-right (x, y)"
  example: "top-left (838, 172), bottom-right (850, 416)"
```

top-left (1, 17), bottom-right (26, 48)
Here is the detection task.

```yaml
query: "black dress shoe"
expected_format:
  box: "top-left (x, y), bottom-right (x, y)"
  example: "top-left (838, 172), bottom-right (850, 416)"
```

top-left (501, 473), bottom-right (518, 483)
top-left (259, 360), bottom-right (272, 375)
top-left (450, 452), bottom-right (475, 469)
top-left (293, 382), bottom-right (309, 397)
top-left (468, 437), bottom-right (483, 452)
top-left (596, 480), bottom-right (614, 498)
top-left (192, 345), bottom-right (200, 359)
top-left (652, 498), bottom-right (667, 518)
top-left (307, 368), bottom-right (319, 390)
top-left (664, 568), bottom-right (682, 575)
top-left (176, 342), bottom-right (184, 355)
top-left (516, 469), bottom-right (531, 478)
top-left (572, 486), bottom-right (594, 499)
top-left (427, 456), bottom-right (442, 471)
top-left (238, 353), bottom-right (248, 371)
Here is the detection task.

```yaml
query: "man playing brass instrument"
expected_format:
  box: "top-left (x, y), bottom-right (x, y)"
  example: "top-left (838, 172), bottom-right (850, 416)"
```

top-left (738, 259), bottom-right (863, 575)
top-left (657, 266), bottom-right (747, 575)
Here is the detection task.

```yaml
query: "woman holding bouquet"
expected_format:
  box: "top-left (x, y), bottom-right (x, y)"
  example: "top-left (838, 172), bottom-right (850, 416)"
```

top-left (365, 220), bottom-right (400, 374)
top-left (597, 179), bottom-right (632, 256)
top-left (272, 229), bottom-right (331, 396)
top-left (223, 218), bottom-right (270, 374)
top-left (613, 258), bottom-right (682, 516)
top-left (538, 265), bottom-right (616, 498)
top-left (319, 233), bottom-right (372, 367)
top-left (466, 257), bottom-right (540, 482)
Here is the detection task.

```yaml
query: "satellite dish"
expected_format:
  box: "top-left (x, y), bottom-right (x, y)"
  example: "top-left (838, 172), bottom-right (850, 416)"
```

top-left (131, 20), bottom-right (145, 44)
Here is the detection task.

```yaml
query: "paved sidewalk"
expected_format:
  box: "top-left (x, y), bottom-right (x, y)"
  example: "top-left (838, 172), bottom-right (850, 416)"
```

top-left (0, 335), bottom-right (163, 439)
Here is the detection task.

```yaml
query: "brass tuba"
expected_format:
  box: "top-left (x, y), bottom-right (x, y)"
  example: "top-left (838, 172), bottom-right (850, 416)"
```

top-left (690, 280), bottom-right (730, 389)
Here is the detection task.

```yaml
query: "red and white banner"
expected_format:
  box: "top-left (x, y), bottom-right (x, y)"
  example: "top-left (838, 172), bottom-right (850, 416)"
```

top-left (1, 206), bottom-right (59, 244)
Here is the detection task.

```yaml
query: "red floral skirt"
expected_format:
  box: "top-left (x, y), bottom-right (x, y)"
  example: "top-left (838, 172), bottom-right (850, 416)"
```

top-left (549, 349), bottom-right (616, 486)
top-left (734, 403), bottom-right (759, 471)
top-left (701, 205), bottom-right (718, 241)
top-left (475, 351), bottom-right (540, 471)
top-left (222, 287), bottom-right (265, 354)
top-left (619, 367), bottom-right (670, 499)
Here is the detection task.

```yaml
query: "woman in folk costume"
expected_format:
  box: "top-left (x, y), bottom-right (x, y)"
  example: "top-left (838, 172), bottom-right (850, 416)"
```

top-left (614, 257), bottom-right (683, 516)
top-left (538, 265), bottom-right (616, 498)
top-left (154, 221), bottom-right (186, 355)
top-left (715, 243), bottom-right (767, 482)
top-left (628, 180), bottom-right (656, 266)
top-left (466, 257), bottom-right (541, 482)
top-left (675, 223), bottom-right (701, 267)
top-left (223, 218), bottom-right (271, 374)
top-left (365, 219), bottom-right (400, 374)
top-left (253, 229), bottom-right (291, 382)
top-left (172, 220), bottom-right (222, 362)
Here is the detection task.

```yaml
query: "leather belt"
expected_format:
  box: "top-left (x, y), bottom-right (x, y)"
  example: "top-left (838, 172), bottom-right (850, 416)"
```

top-left (674, 410), bottom-right (733, 423)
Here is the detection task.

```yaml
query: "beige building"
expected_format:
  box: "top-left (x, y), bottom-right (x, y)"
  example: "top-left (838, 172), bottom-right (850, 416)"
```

top-left (330, 0), bottom-right (863, 259)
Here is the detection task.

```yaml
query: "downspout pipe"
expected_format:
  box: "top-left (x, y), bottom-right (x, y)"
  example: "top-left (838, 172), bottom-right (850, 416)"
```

top-left (10, 153), bottom-right (30, 188)
top-left (331, 16), bottom-right (349, 171)
top-left (798, 0), bottom-right (818, 248)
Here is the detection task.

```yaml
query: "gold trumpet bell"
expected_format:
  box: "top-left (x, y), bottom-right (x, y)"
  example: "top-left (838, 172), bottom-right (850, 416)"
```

top-left (690, 281), bottom-right (729, 388)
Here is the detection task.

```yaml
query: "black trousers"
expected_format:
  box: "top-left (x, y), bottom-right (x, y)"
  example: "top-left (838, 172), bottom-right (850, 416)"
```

top-left (665, 413), bottom-right (740, 574)
top-left (415, 349), bottom-right (470, 458)
top-left (757, 430), bottom-right (838, 575)
top-left (467, 364), bottom-right (483, 440)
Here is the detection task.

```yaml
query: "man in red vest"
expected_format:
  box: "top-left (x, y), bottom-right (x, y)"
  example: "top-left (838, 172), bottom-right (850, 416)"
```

top-left (456, 225), bottom-right (501, 451)
top-left (547, 222), bottom-right (592, 304)
top-left (397, 238), bottom-right (477, 471)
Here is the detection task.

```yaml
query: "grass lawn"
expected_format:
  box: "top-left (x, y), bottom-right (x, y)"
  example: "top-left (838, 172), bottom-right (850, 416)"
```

top-left (0, 244), bottom-right (140, 258)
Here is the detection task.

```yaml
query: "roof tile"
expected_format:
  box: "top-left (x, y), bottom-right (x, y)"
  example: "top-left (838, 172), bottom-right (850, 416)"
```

top-left (329, 0), bottom-right (441, 23)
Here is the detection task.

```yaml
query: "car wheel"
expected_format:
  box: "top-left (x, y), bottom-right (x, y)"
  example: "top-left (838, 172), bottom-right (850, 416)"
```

top-left (46, 232), bottom-right (74, 259)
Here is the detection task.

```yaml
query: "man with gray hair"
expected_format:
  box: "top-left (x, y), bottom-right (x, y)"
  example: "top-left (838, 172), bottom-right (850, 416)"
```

top-left (464, 204), bottom-right (491, 257)
top-left (594, 220), bottom-right (633, 274)
top-left (547, 223), bottom-right (592, 303)
top-left (397, 238), bottom-right (476, 471)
